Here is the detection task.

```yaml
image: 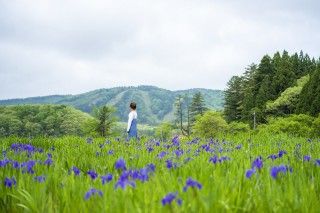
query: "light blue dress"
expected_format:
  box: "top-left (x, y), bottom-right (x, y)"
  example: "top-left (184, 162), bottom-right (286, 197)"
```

top-left (128, 118), bottom-right (138, 139)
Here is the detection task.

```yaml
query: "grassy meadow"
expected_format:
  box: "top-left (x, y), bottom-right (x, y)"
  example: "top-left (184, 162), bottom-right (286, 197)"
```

top-left (1, 132), bottom-right (319, 212)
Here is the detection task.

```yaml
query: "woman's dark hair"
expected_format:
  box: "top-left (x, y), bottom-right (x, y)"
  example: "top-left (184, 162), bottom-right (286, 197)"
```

top-left (130, 102), bottom-right (137, 110)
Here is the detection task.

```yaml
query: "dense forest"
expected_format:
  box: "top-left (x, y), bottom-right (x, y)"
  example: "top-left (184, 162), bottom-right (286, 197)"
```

top-left (0, 86), bottom-right (224, 125)
top-left (224, 50), bottom-right (320, 125)
top-left (0, 105), bottom-right (91, 137)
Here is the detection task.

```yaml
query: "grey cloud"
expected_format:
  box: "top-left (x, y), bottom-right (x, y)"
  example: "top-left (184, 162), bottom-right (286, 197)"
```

top-left (0, 0), bottom-right (320, 99)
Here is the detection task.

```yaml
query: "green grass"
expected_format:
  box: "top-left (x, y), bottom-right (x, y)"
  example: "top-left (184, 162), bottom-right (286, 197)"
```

top-left (0, 132), bottom-right (319, 212)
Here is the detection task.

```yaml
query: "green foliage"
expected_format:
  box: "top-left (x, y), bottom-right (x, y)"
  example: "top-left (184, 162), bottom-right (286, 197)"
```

top-left (190, 92), bottom-right (207, 123)
top-left (224, 50), bottom-right (318, 124)
top-left (298, 67), bottom-right (320, 116)
top-left (155, 122), bottom-right (173, 141)
top-left (193, 111), bottom-right (228, 138)
top-left (311, 114), bottom-right (320, 137)
top-left (1, 133), bottom-right (320, 212)
top-left (0, 86), bottom-right (224, 125)
top-left (224, 76), bottom-right (243, 122)
top-left (260, 114), bottom-right (314, 137)
top-left (266, 75), bottom-right (310, 115)
top-left (228, 121), bottom-right (250, 134)
top-left (0, 105), bottom-right (91, 137)
top-left (92, 106), bottom-right (117, 137)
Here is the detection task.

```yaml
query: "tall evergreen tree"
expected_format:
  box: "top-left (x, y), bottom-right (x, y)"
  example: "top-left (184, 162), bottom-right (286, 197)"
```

top-left (224, 76), bottom-right (243, 122)
top-left (271, 50), bottom-right (296, 97)
top-left (298, 67), bottom-right (320, 116)
top-left (241, 64), bottom-right (257, 121)
top-left (93, 105), bottom-right (116, 137)
top-left (190, 92), bottom-right (207, 123)
top-left (254, 55), bottom-right (274, 107)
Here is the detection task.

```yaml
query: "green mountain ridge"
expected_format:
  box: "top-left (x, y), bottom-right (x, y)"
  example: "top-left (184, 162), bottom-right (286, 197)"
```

top-left (0, 85), bottom-right (224, 124)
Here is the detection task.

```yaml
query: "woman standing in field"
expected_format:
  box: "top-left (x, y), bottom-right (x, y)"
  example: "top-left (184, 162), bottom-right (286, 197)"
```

top-left (127, 102), bottom-right (138, 140)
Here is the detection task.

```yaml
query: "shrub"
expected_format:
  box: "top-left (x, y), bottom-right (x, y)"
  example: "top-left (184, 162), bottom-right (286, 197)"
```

top-left (262, 114), bottom-right (314, 137)
top-left (311, 114), bottom-right (320, 138)
top-left (155, 122), bottom-right (173, 141)
top-left (228, 122), bottom-right (250, 134)
top-left (193, 111), bottom-right (228, 138)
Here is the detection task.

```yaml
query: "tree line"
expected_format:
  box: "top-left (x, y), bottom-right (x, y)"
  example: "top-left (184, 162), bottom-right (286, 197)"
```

top-left (224, 50), bottom-right (320, 125)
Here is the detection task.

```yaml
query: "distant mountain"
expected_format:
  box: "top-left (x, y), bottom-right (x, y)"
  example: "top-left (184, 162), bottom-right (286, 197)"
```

top-left (0, 85), bottom-right (224, 124)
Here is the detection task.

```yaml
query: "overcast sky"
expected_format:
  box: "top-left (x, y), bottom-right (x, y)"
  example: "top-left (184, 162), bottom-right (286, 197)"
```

top-left (0, 0), bottom-right (320, 99)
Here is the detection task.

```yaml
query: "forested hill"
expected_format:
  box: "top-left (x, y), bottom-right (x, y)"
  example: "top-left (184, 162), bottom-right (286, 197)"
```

top-left (224, 50), bottom-right (320, 125)
top-left (0, 86), bottom-right (224, 124)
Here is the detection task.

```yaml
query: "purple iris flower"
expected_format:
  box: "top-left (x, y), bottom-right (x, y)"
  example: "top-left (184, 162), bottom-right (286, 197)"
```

top-left (147, 147), bottom-right (154, 153)
top-left (209, 156), bottom-right (230, 164)
top-left (101, 174), bottom-right (113, 185)
top-left (11, 161), bottom-right (20, 169)
top-left (34, 175), bottom-right (46, 183)
top-left (11, 143), bottom-right (36, 153)
top-left (270, 167), bottom-right (279, 179)
top-left (219, 156), bottom-right (230, 162)
top-left (4, 177), bottom-right (16, 188)
top-left (115, 179), bottom-right (136, 189)
top-left (251, 156), bottom-right (263, 170)
top-left (172, 136), bottom-right (180, 146)
top-left (21, 160), bottom-right (36, 174)
top-left (165, 160), bottom-right (175, 169)
top-left (146, 163), bottom-right (156, 173)
top-left (87, 170), bottom-right (98, 180)
top-left (138, 168), bottom-right (149, 182)
top-left (174, 149), bottom-right (184, 157)
top-left (162, 192), bottom-right (179, 206)
top-left (270, 165), bottom-right (292, 179)
top-left (235, 144), bottom-right (242, 150)
top-left (245, 169), bottom-right (256, 179)
top-left (315, 159), bottom-right (320, 166)
top-left (209, 156), bottom-right (218, 164)
top-left (303, 155), bottom-right (311, 162)
top-left (0, 159), bottom-right (10, 167)
top-left (86, 137), bottom-right (93, 144)
top-left (107, 150), bottom-right (114, 155)
top-left (278, 150), bottom-right (287, 158)
top-left (184, 157), bottom-right (192, 164)
top-left (267, 154), bottom-right (278, 160)
top-left (115, 158), bottom-right (126, 171)
top-left (183, 178), bottom-right (202, 192)
top-left (72, 166), bottom-right (81, 176)
top-left (43, 157), bottom-right (53, 166)
top-left (158, 151), bottom-right (167, 159)
top-left (84, 188), bottom-right (103, 200)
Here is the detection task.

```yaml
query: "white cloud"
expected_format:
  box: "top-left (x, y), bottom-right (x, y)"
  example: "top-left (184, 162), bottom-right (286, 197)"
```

top-left (0, 0), bottom-right (320, 99)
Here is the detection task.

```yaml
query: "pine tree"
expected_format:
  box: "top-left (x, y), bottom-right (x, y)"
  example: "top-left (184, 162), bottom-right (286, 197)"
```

top-left (241, 64), bottom-right (257, 121)
top-left (93, 105), bottom-right (116, 137)
top-left (252, 55), bottom-right (275, 102)
top-left (271, 50), bottom-right (296, 97)
top-left (224, 76), bottom-right (243, 122)
top-left (298, 67), bottom-right (320, 116)
top-left (190, 92), bottom-right (207, 123)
